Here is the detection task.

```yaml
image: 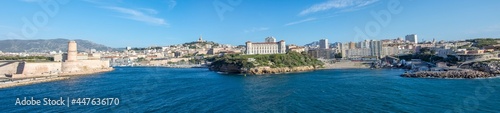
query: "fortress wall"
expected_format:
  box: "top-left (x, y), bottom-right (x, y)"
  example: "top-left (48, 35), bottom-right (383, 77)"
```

top-left (0, 62), bottom-right (20, 75)
top-left (61, 61), bottom-right (80, 73)
top-left (62, 60), bottom-right (111, 73)
top-left (148, 60), bottom-right (169, 65)
top-left (13, 62), bottom-right (62, 78)
top-left (7, 60), bottom-right (112, 78)
top-left (78, 60), bottom-right (110, 70)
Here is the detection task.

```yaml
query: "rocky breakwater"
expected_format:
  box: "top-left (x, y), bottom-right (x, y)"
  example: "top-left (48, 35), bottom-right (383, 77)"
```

top-left (208, 63), bottom-right (318, 75)
top-left (402, 60), bottom-right (500, 79)
top-left (401, 70), bottom-right (495, 78)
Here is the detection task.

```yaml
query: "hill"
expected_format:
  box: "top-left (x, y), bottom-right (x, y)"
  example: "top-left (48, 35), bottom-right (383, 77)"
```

top-left (0, 39), bottom-right (115, 52)
top-left (208, 52), bottom-right (324, 74)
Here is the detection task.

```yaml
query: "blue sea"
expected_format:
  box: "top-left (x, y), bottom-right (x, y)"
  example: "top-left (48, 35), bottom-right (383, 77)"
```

top-left (1, 67), bottom-right (500, 112)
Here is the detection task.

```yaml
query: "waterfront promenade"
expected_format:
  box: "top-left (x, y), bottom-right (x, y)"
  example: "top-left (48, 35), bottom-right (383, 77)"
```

top-left (321, 60), bottom-right (371, 69)
top-left (0, 68), bottom-right (114, 89)
top-left (0, 76), bottom-right (69, 89)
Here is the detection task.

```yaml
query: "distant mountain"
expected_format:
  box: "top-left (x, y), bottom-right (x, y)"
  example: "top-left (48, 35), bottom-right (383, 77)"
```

top-left (0, 39), bottom-right (115, 52)
top-left (304, 41), bottom-right (319, 47)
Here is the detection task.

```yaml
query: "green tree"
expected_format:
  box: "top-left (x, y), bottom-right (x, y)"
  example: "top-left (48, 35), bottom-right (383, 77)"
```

top-left (334, 53), bottom-right (342, 58)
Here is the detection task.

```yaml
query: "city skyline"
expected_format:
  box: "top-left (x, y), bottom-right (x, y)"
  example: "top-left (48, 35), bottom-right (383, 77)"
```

top-left (0, 0), bottom-right (499, 47)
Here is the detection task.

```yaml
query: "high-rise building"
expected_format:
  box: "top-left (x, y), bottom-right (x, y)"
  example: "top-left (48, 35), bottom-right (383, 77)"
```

top-left (359, 40), bottom-right (370, 49)
top-left (405, 34), bottom-right (418, 44)
top-left (349, 42), bottom-right (356, 49)
top-left (307, 49), bottom-right (332, 59)
top-left (370, 40), bottom-right (382, 58)
top-left (319, 39), bottom-right (329, 49)
top-left (339, 42), bottom-right (348, 59)
top-left (245, 37), bottom-right (286, 55)
top-left (346, 48), bottom-right (371, 58)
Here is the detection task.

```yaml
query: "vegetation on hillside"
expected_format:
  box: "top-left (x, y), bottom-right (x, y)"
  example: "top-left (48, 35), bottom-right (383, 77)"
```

top-left (0, 56), bottom-right (54, 62)
top-left (397, 47), bottom-right (459, 64)
top-left (467, 38), bottom-right (500, 48)
top-left (208, 52), bottom-right (324, 69)
top-left (183, 41), bottom-right (220, 48)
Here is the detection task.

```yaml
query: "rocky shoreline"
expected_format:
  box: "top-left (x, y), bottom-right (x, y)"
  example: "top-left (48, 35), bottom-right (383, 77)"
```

top-left (209, 63), bottom-right (319, 75)
top-left (401, 60), bottom-right (500, 79)
top-left (244, 66), bottom-right (316, 75)
top-left (401, 70), bottom-right (496, 78)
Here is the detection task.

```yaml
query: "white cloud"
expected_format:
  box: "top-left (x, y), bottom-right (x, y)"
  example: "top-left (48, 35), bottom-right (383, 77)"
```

top-left (244, 27), bottom-right (269, 33)
top-left (285, 18), bottom-right (317, 26)
top-left (104, 6), bottom-right (168, 26)
top-left (139, 8), bottom-right (159, 14)
top-left (299, 0), bottom-right (379, 16)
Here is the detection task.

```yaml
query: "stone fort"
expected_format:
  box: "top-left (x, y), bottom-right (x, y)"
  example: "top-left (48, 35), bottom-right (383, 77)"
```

top-left (0, 41), bottom-right (113, 79)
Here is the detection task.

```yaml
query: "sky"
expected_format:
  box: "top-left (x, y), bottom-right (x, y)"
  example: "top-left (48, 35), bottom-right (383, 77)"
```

top-left (0, 0), bottom-right (499, 48)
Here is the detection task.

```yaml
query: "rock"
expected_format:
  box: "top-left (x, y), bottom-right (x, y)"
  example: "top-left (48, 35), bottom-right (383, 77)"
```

top-left (401, 70), bottom-right (496, 78)
top-left (461, 61), bottom-right (500, 74)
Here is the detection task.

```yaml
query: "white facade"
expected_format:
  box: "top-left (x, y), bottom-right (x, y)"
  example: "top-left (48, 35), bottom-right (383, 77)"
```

top-left (359, 40), bottom-right (371, 49)
top-left (346, 48), bottom-right (371, 58)
top-left (381, 47), bottom-right (399, 57)
top-left (339, 42), bottom-right (349, 58)
top-left (370, 40), bottom-right (382, 58)
top-left (246, 37), bottom-right (286, 55)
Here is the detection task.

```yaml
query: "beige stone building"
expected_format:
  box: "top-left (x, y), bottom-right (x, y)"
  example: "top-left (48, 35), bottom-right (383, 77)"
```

top-left (245, 37), bottom-right (286, 55)
top-left (1, 41), bottom-right (113, 79)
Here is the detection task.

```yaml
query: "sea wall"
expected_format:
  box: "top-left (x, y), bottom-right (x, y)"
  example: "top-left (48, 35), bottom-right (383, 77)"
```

top-left (246, 66), bottom-right (316, 75)
top-left (323, 61), bottom-right (370, 69)
top-left (62, 60), bottom-right (111, 73)
top-left (147, 58), bottom-right (191, 66)
top-left (79, 60), bottom-right (111, 70)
